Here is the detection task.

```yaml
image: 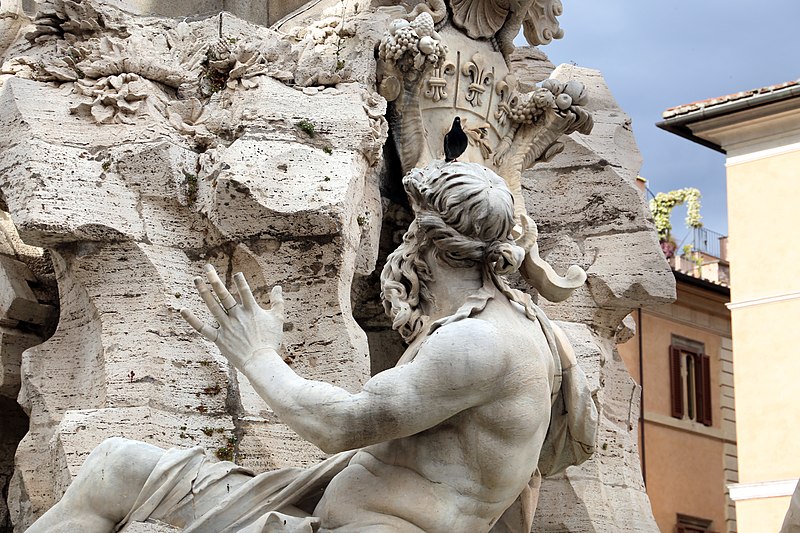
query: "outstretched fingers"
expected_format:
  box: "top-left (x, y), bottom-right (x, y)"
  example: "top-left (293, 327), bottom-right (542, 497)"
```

top-left (195, 276), bottom-right (228, 324)
top-left (268, 285), bottom-right (285, 320)
top-left (204, 264), bottom-right (238, 311)
top-left (233, 272), bottom-right (259, 311)
top-left (180, 308), bottom-right (219, 342)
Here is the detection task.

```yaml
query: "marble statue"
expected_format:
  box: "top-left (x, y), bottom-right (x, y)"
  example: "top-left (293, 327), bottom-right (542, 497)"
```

top-left (24, 161), bottom-right (597, 532)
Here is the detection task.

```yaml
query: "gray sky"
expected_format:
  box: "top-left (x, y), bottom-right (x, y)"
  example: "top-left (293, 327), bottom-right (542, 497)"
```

top-left (519, 0), bottom-right (800, 243)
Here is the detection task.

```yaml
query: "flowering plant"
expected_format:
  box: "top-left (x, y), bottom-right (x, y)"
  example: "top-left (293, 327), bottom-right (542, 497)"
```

top-left (649, 188), bottom-right (702, 243)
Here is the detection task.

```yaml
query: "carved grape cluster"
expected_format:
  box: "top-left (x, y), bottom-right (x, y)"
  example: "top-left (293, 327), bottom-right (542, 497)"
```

top-left (379, 24), bottom-right (416, 61)
top-left (378, 12), bottom-right (446, 68)
top-left (507, 89), bottom-right (553, 123)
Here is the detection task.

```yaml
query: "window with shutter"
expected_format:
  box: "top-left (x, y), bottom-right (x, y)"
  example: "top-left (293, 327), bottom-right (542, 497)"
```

top-left (669, 338), bottom-right (712, 426)
top-left (676, 513), bottom-right (714, 532)
top-left (670, 345), bottom-right (684, 418)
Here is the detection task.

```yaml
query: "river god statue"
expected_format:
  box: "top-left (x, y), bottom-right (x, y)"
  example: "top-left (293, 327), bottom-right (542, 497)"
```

top-left (26, 161), bottom-right (597, 533)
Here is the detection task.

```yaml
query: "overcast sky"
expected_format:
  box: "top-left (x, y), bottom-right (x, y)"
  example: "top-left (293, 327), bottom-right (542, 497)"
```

top-left (519, 0), bottom-right (800, 244)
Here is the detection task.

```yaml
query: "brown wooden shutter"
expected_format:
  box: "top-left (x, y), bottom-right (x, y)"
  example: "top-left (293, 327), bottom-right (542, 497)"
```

top-left (699, 353), bottom-right (712, 426)
top-left (669, 345), bottom-right (684, 419)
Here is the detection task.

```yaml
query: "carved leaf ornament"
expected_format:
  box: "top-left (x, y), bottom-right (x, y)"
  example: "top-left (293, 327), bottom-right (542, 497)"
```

top-left (449, 0), bottom-right (565, 46)
top-left (450, 0), bottom-right (510, 39)
top-left (523, 0), bottom-right (565, 45)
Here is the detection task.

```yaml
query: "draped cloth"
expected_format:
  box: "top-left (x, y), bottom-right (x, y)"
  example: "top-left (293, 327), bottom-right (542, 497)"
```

top-left (118, 283), bottom-right (597, 533)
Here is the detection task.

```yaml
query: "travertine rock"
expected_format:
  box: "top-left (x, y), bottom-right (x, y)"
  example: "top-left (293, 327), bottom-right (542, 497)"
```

top-left (0, 4), bottom-right (386, 529)
top-left (0, 161), bottom-right (56, 533)
top-left (518, 61), bottom-right (673, 532)
top-left (532, 323), bottom-right (655, 532)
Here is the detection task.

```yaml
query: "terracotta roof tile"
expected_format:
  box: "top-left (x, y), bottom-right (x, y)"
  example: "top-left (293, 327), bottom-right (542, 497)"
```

top-left (662, 79), bottom-right (800, 119)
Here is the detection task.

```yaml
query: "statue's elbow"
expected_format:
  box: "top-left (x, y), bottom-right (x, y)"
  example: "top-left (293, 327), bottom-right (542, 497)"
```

top-left (300, 426), bottom-right (349, 454)
top-left (318, 439), bottom-right (347, 455)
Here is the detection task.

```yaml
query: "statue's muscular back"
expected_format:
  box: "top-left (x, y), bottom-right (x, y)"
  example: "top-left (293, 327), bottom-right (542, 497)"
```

top-left (315, 296), bottom-right (556, 532)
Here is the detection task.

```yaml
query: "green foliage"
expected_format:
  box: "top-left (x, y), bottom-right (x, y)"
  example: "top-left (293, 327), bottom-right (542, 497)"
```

top-left (649, 188), bottom-right (702, 241)
top-left (296, 119), bottom-right (316, 137)
top-left (215, 435), bottom-right (238, 462)
top-left (334, 1), bottom-right (347, 71)
top-left (183, 171), bottom-right (199, 205)
top-left (215, 445), bottom-right (234, 461)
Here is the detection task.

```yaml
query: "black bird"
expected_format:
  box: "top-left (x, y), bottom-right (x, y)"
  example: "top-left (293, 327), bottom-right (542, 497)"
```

top-left (444, 116), bottom-right (468, 162)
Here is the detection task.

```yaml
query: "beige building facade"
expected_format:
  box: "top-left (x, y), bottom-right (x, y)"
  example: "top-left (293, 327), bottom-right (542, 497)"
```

top-left (659, 79), bottom-right (800, 531)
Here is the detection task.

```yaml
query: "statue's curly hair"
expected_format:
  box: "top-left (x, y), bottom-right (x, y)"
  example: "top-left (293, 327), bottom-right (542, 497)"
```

top-left (381, 161), bottom-right (537, 343)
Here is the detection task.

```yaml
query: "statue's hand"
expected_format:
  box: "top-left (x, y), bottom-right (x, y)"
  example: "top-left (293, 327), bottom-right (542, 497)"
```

top-left (180, 264), bottom-right (284, 371)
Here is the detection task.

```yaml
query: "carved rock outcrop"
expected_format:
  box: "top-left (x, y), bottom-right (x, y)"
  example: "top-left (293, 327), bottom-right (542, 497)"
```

top-left (0, 4), bottom-right (386, 529)
top-left (0, 210), bottom-right (57, 532)
top-left (518, 61), bottom-right (673, 532)
top-left (0, 1), bottom-right (673, 531)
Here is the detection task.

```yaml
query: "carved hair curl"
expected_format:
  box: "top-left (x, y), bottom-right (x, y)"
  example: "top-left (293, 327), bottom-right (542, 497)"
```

top-left (381, 162), bottom-right (537, 343)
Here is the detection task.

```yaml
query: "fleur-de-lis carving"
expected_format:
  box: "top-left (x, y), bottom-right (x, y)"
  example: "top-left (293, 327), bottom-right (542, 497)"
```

top-left (425, 61), bottom-right (456, 102)
top-left (461, 53), bottom-right (494, 107)
top-left (495, 74), bottom-right (519, 124)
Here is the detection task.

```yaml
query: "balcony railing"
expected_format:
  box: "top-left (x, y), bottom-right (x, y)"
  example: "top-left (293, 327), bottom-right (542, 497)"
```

top-left (692, 227), bottom-right (727, 261)
top-left (667, 227), bottom-right (729, 286)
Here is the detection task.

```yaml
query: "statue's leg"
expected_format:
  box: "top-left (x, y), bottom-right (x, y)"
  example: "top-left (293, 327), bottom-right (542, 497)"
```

top-left (26, 437), bottom-right (165, 533)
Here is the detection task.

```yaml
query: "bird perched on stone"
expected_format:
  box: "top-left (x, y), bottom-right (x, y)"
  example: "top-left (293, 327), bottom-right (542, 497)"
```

top-left (444, 116), bottom-right (468, 162)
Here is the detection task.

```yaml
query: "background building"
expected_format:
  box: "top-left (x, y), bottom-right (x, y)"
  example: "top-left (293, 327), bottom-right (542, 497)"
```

top-left (619, 222), bottom-right (736, 533)
top-left (658, 79), bottom-right (800, 531)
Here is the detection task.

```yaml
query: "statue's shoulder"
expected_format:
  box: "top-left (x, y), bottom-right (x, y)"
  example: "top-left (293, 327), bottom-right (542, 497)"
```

top-left (428, 316), bottom-right (499, 344)
top-left (423, 316), bottom-right (515, 363)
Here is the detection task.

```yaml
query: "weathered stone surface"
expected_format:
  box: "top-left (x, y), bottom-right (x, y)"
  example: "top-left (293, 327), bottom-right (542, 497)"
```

top-left (0, 4), bottom-right (387, 529)
top-left (509, 46), bottom-right (556, 90)
top-left (518, 60), bottom-right (672, 531)
top-left (0, 161), bottom-right (55, 533)
top-left (525, 65), bottom-right (674, 335)
top-left (533, 323), bottom-right (654, 532)
top-left (0, 398), bottom-right (27, 533)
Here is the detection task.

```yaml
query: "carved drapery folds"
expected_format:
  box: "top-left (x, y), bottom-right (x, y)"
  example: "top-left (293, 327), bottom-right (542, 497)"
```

top-left (447, 0), bottom-right (565, 55)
